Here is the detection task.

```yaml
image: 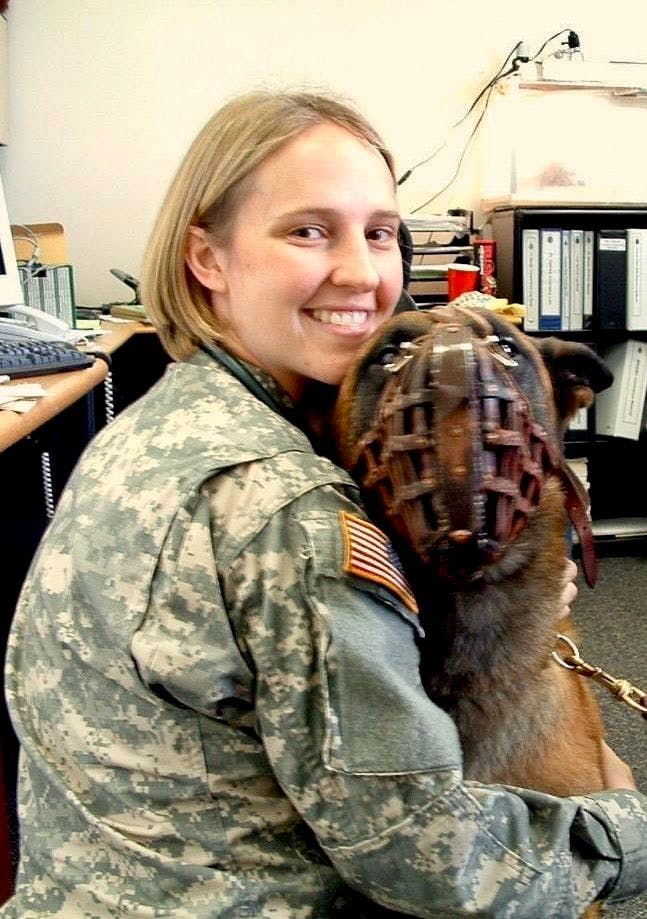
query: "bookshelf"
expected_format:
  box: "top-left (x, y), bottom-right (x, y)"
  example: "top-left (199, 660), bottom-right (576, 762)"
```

top-left (490, 205), bottom-right (647, 547)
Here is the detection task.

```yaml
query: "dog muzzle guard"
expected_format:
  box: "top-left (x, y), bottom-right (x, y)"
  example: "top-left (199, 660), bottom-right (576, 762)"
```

top-left (351, 307), bottom-right (598, 586)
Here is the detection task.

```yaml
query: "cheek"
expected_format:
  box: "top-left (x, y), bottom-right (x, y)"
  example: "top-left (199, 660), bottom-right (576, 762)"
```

top-left (255, 240), bottom-right (314, 273)
top-left (276, 252), bottom-right (329, 299)
top-left (377, 280), bottom-right (403, 325)
top-left (384, 251), bottom-right (404, 287)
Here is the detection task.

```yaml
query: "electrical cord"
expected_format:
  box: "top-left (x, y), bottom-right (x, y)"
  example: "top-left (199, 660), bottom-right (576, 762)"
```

top-left (409, 81), bottom-right (498, 214)
top-left (533, 28), bottom-right (580, 62)
top-left (13, 223), bottom-right (40, 249)
top-left (18, 261), bottom-right (70, 292)
top-left (397, 40), bottom-right (523, 187)
top-left (402, 28), bottom-right (582, 212)
top-left (13, 235), bottom-right (39, 259)
top-left (14, 224), bottom-right (68, 281)
top-left (12, 224), bottom-right (42, 269)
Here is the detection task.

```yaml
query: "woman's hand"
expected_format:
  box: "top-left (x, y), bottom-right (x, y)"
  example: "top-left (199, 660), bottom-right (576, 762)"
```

top-left (600, 741), bottom-right (638, 791)
top-left (558, 559), bottom-right (578, 621)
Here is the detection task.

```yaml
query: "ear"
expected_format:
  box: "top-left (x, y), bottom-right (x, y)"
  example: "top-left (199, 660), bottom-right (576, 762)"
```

top-left (535, 337), bottom-right (614, 421)
top-left (393, 289), bottom-right (418, 314)
top-left (185, 226), bottom-right (228, 293)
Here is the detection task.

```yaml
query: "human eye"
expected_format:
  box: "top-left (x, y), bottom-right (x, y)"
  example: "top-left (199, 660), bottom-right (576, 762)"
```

top-left (289, 225), bottom-right (326, 241)
top-left (367, 226), bottom-right (397, 245)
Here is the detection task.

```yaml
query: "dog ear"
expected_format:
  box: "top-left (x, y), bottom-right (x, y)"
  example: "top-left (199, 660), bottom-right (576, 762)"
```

top-left (394, 289), bottom-right (418, 314)
top-left (534, 337), bottom-right (614, 421)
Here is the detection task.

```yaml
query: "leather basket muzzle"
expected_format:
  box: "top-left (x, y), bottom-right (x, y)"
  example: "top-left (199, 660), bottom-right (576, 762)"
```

top-left (351, 311), bottom-right (585, 583)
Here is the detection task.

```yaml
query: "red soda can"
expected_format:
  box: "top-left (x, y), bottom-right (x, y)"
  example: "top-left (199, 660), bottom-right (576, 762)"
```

top-left (474, 240), bottom-right (497, 296)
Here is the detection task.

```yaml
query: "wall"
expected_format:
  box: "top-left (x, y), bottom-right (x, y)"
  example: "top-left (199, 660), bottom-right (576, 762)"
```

top-left (0, 17), bottom-right (7, 145)
top-left (2, 0), bottom-right (647, 307)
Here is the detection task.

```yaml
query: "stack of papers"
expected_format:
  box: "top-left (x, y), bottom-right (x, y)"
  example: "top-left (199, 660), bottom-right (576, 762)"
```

top-left (0, 382), bottom-right (47, 413)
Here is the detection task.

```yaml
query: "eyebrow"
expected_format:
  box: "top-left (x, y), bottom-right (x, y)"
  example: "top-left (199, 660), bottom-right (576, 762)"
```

top-left (276, 207), bottom-right (401, 223)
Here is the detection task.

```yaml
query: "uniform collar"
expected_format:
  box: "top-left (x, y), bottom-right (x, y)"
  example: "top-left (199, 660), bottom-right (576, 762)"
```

top-left (197, 340), bottom-right (308, 432)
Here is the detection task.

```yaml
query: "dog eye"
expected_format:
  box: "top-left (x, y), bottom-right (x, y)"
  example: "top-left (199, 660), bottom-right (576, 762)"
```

top-left (498, 337), bottom-right (518, 357)
top-left (375, 345), bottom-right (401, 367)
top-left (486, 334), bottom-right (520, 368)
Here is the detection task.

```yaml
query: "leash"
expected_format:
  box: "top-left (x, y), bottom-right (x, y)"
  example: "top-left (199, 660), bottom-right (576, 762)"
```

top-left (552, 633), bottom-right (647, 720)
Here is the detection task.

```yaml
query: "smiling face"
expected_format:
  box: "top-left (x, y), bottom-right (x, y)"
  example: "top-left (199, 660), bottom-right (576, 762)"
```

top-left (185, 122), bottom-right (403, 400)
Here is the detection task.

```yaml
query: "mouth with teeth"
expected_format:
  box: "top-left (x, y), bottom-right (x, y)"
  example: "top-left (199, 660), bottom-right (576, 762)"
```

top-left (310, 309), bottom-right (370, 329)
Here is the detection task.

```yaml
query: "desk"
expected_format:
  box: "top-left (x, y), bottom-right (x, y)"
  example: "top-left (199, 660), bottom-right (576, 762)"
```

top-left (91, 318), bottom-right (156, 355)
top-left (0, 320), bottom-right (165, 609)
top-left (0, 362), bottom-right (108, 453)
top-left (0, 322), bottom-right (154, 453)
top-left (0, 321), bottom-right (168, 905)
top-left (0, 339), bottom-right (108, 902)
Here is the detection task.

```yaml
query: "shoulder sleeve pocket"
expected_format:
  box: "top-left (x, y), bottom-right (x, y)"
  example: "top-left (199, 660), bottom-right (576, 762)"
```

top-left (300, 511), bottom-right (462, 777)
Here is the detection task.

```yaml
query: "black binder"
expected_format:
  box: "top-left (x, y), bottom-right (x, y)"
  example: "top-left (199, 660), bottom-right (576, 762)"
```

top-left (596, 228), bottom-right (627, 330)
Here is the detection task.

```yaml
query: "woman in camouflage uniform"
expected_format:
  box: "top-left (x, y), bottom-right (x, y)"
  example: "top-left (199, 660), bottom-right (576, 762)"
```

top-left (3, 91), bottom-right (646, 917)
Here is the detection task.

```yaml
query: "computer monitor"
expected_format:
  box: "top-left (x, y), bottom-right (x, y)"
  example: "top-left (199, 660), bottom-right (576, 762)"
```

top-left (0, 174), bottom-right (24, 308)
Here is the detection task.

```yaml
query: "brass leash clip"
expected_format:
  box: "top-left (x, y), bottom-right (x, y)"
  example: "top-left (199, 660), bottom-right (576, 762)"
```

top-left (552, 634), bottom-right (647, 718)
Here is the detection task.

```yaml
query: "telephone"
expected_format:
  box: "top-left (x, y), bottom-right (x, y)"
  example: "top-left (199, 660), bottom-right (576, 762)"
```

top-left (0, 304), bottom-right (78, 342)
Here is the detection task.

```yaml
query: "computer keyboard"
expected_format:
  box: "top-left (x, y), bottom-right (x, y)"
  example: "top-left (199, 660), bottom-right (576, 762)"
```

top-left (0, 337), bottom-right (96, 378)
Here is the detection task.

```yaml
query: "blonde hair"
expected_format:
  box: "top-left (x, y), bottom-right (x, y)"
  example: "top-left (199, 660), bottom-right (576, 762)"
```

top-left (140, 91), bottom-right (396, 360)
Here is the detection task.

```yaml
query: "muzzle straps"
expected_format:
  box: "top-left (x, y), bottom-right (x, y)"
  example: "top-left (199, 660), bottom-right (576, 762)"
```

top-left (351, 314), bottom-right (597, 585)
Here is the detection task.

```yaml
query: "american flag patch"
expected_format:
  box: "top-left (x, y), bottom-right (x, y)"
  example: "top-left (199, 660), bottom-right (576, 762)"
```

top-left (340, 511), bottom-right (418, 614)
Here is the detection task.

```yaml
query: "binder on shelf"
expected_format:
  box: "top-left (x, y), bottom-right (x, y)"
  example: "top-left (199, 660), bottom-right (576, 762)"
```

top-left (565, 405), bottom-right (591, 443)
top-left (569, 229), bottom-right (584, 330)
top-left (568, 406), bottom-right (589, 431)
top-left (539, 228), bottom-right (561, 330)
top-left (582, 230), bottom-right (594, 329)
top-left (521, 228), bottom-right (539, 331)
top-left (626, 228), bottom-right (647, 331)
top-left (560, 231), bottom-right (571, 332)
top-left (565, 456), bottom-right (589, 494)
top-left (596, 229), bottom-right (627, 330)
top-left (595, 339), bottom-right (647, 440)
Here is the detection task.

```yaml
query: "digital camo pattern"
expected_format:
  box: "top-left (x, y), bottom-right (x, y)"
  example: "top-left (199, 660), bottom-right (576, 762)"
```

top-left (3, 349), bottom-right (647, 917)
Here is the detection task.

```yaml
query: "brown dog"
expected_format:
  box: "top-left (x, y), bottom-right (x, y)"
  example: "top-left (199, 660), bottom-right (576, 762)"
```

top-left (334, 303), bottom-right (614, 917)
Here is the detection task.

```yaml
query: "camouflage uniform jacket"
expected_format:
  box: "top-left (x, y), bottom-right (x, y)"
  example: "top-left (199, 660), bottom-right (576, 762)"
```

top-left (3, 349), bottom-right (647, 918)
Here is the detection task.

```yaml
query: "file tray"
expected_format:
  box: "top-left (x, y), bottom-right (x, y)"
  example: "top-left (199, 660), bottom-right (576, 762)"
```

top-left (18, 263), bottom-right (76, 328)
top-left (12, 222), bottom-right (77, 327)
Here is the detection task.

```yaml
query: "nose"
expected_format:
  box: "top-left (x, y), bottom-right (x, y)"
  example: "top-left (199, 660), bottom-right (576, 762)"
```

top-left (330, 233), bottom-right (380, 292)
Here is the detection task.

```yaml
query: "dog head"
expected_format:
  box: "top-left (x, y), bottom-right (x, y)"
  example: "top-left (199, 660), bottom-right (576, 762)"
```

top-left (334, 302), bottom-right (612, 586)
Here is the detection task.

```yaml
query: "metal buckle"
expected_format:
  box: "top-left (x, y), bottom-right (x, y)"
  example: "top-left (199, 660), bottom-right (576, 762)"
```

top-left (384, 340), bottom-right (419, 374)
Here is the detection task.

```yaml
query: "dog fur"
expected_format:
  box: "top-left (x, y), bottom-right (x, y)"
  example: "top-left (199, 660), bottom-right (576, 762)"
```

top-left (333, 306), bottom-right (614, 916)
